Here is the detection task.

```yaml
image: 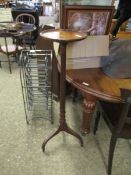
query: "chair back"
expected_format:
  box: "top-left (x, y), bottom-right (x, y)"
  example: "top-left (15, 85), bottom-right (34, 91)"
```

top-left (15, 13), bottom-right (35, 24)
top-left (94, 88), bottom-right (131, 175)
top-left (15, 13), bottom-right (36, 48)
top-left (116, 89), bottom-right (131, 138)
top-left (99, 88), bottom-right (131, 138)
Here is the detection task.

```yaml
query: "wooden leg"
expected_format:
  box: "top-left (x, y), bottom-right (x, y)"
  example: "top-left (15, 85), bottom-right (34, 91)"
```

top-left (80, 93), bottom-right (96, 134)
top-left (93, 108), bottom-right (101, 135)
top-left (42, 42), bottom-right (83, 151)
top-left (108, 134), bottom-right (117, 175)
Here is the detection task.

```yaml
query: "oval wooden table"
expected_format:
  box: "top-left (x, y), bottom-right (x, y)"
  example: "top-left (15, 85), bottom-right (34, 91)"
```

top-left (66, 68), bottom-right (131, 134)
top-left (40, 29), bottom-right (87, 151)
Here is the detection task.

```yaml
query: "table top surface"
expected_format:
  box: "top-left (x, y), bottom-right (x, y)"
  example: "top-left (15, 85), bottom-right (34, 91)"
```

top-left (40, 29), bottom-right (87, 43)
top-left (66, 68), bottom-right (131, 103)
top-left (0, 22), bottom-right (36, 37)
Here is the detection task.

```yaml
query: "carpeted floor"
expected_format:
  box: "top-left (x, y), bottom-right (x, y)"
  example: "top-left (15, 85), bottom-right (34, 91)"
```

top-left (0, 8), bottom-right (131, 175)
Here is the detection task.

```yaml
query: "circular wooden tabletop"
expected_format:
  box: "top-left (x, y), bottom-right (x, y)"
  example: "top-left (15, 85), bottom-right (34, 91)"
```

top-left (40, 29), bottom-right (87, 43)
top-left (0, 22), bottom-right (36, 37)
top-left (66, 68), bottom-right (131, 103)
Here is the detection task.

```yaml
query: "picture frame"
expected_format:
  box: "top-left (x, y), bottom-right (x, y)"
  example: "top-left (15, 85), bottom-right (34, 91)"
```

top-left (63, 5), bottom-right (114, 35)
top-left (62, 0), bottom-right (115, 6)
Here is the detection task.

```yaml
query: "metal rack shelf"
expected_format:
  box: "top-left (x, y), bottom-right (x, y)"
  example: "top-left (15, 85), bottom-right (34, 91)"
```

top-left (20, 50), bottom-right (53, 124)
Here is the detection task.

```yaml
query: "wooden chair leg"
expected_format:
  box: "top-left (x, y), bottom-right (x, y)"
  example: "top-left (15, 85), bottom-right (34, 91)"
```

top-left (72, 87), bottom-right (78, 102)
top-left (93, 108), bottom-right (101, 134)
top-left (108, 135), bottom-right (117, 175)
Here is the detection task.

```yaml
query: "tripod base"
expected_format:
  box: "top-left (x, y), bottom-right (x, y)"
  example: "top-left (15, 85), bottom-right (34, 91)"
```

top-left (42, 122), bottom-right (83, 152)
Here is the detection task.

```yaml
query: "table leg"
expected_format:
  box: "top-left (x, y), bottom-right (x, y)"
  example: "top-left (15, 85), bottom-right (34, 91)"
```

top-left (4, 37), bottom-right (12, 73)
top-left (42, 43), bottom-right (83, 151)
top-left (80, 93), bottom-right (96, 134)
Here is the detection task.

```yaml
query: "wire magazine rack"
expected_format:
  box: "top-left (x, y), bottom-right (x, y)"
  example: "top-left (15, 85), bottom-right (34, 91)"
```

top-left (20, 50), bottom-right (53, 124)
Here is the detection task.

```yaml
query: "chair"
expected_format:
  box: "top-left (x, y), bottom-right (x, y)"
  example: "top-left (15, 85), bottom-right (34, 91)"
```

top-left (93, 88), bottom-right (131, 175)
top-left (11, 7), bottom-right (39, 37)
top-left (0, 33), bottom-right (23, 73)
top-left (15, 13), bottom-right (36, 48)
top-left (15, 13), bottom-right (35, 24)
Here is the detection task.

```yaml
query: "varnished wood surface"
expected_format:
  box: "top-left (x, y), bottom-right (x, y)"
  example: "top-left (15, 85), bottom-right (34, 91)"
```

top-left (0, 22), bottom-right (36, 36)
top-left (40, 29), bottom-right (87, 43)
top-left (40, 28), bottom-right (85, 150)
top-left (66, 68), bottom-right (131, 103)
top-left (117, 32), bottom-right (131, 39)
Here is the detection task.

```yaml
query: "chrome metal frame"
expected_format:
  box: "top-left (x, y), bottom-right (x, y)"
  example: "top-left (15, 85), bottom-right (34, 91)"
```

top-left (20, 50), bottom-right (53, 124)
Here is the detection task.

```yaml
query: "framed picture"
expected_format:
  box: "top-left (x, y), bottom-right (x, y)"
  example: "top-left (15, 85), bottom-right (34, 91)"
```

top-left (63, 5), bottom-right (114, 35)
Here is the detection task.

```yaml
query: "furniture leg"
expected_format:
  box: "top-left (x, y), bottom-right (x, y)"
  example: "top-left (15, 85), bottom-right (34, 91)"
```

top-left (108, 135), bottom-right (117, 175)
top-left (80, 93), bottom-right (96, 134)
top-left (4, 37), bottom-right (12, 73)
top-left (42, 121), bottom-right (83, 151)
top-left (72, 87), bottom-right (78, 102)
top-left (93, 108), bottom-right (101, 135)
top-left (42, 42), bottom-right (83, 152)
